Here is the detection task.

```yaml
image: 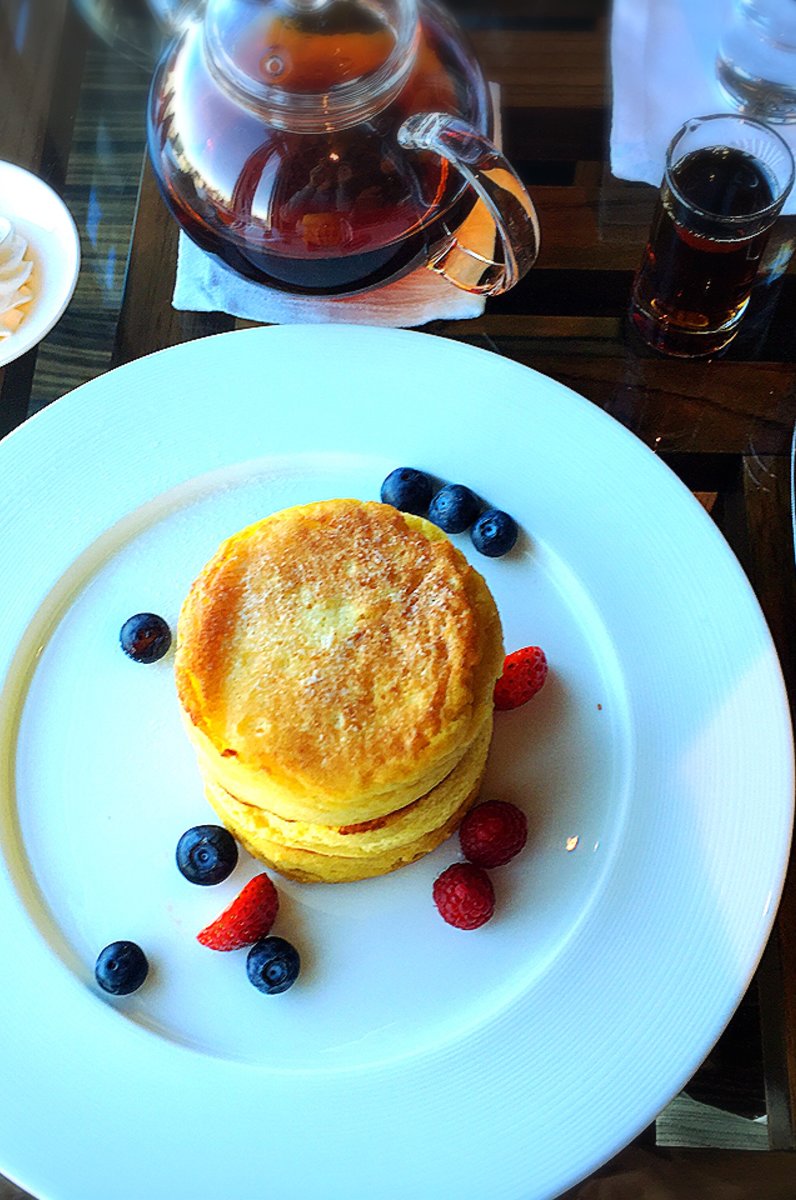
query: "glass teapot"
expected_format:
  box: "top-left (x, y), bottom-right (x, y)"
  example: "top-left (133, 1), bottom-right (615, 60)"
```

top-left (147, 0), bottom-right (540, 297)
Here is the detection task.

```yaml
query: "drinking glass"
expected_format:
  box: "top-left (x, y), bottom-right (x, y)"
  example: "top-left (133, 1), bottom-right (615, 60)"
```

top-left (629, 114), bottom-right (794, 358)
top-left (717, 0), bottom-right (796, 124)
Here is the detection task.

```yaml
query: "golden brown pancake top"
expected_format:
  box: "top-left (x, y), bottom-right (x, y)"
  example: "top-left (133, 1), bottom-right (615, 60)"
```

top-left (175, 499), bottom-right (503, 805)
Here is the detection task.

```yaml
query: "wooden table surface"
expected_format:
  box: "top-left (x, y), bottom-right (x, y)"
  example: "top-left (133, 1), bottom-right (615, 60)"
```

top-left (1, 0), bottom-right (795, 1195)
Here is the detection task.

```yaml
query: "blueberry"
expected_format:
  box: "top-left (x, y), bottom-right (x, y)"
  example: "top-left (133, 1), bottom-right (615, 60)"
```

top-left (120, 612), bottom-right (172, 663)
top-left (470, 508), bottom-right (518, 557)
top-left (428, 483), bottom-right (481, 534)
top-left (176, 824), bottom-right (238, 885)
top-left (247, 936), bottom-right (300, 994)
top-left (95, 941), bottom-right (149, 995)
top-left (380, 467), bottom-right (433, 515)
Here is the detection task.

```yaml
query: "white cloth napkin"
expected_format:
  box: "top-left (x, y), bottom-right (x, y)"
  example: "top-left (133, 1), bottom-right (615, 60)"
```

top-left (172, 233), bottom-right (486, 326)
top-left (610, 0), bottom-right (796, 215)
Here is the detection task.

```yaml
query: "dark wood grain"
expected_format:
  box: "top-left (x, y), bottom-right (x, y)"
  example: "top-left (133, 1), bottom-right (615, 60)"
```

top-left (452, 0), bottom-right (603, 26)
top-left (112, 160), bottom-right (234, 366)
top-left (0, 0), bottom-right (70, 166)
top-left (740, 454), bottom-right (796, 1146)
top-left (471, 27), bottom-right (607, 107)
top-left (0, 0), bottom-right (87, 414)
top-left (558, 1149), bottom-right (796, 1197)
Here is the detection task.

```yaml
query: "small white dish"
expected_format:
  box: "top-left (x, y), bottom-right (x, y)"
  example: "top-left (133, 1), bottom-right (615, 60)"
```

top-left (0, 160), bottom-right (81, 369)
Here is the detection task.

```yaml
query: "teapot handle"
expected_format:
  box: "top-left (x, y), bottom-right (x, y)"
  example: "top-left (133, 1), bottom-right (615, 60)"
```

top-left (397, 112), bottom-right (540, 296)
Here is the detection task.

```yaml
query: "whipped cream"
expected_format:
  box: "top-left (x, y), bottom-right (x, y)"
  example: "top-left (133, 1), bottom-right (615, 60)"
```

top-left (0, 217), bottom-right (35, 341)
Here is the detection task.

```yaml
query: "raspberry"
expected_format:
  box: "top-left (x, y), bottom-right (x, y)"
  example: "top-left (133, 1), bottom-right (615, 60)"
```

top-left (459, 800), bottom-right (528, 868)
top-left (494, 645), bottom-right (548, 711)
top-left (432, 863), bottom-right (495, 929)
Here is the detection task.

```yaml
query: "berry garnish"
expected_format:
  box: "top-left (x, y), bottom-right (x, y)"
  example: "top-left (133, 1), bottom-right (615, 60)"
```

top-left (247, 936), bottom-right (301, 994)
top-left (432, 863), bottom-right (495, 930)
top-left (470, 508), bottom-right (518, 557)
top-left (428, 483), bottom-right (481, 534)
top-left (119, 612), bottom-right (172, 663)
top-left (494, 645), bottom-right (548, 711)
top-left (197, 873), bottom-right (279, 951)
top-left (459, 800), bottom-right (528, 868)
top-left (176, 824), bottom-right (238, 885)
top-left (95, 940), bottom-right (149, 995)
top-left (380, 467), bottom-right (434, 515)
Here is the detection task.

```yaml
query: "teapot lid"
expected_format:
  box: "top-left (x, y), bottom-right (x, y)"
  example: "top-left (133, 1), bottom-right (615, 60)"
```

top-left (204, 0), bottom-right (419, 130)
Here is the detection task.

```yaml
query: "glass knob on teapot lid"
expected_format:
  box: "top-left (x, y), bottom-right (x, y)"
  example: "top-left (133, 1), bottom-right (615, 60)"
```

top-left (204, 0), bottom-right (419, 130)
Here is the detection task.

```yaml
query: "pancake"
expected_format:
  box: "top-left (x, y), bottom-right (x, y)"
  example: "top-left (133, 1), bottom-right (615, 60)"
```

top-left (202, 712), bottom-right (492, 865)
top-left (204, 770), bottom-right (487, 884)
top-left (176, 499), bottom-right (504, 826)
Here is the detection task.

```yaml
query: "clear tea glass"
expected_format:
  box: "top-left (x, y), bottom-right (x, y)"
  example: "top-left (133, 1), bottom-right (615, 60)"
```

top-left (629, 114), bottom-right (794, 358)
top-left (717, 0), bottom-right (796, 124)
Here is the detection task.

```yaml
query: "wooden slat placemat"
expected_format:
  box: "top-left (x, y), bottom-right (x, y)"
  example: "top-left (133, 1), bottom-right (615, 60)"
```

top-left (0, 0), bottom-right (87, 429)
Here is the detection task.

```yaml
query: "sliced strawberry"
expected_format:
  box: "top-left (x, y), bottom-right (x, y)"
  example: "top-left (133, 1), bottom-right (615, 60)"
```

top-left (493, 645), bottom-right (548, 711)
top-left (197, 873), bottom-right (279, 951)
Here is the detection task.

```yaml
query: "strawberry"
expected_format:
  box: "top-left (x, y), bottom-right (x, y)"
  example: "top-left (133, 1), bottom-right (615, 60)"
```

top-left (197, 873), bottom-right (279, 951)
top-left (493, 645), bottom-right (548, 711)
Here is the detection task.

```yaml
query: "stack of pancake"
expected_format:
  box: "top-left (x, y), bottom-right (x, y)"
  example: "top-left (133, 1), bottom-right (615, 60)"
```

top-left (174, 498), bottom-right (504, 883)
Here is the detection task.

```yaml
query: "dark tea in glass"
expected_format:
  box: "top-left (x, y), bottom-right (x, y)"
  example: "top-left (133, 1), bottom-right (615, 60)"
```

top-left (630, 114), bottom-right (794, 357)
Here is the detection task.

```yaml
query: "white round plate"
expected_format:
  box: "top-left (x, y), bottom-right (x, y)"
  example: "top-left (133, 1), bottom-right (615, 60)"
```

top-left (0, 160), bottom-right (80, 369)
top-left (0, 325), bottom-right (791, 1200)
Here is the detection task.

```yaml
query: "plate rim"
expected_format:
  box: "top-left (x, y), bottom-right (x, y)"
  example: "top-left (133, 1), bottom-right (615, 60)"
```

top-left (0, 323), bottom-right (792, 1200)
